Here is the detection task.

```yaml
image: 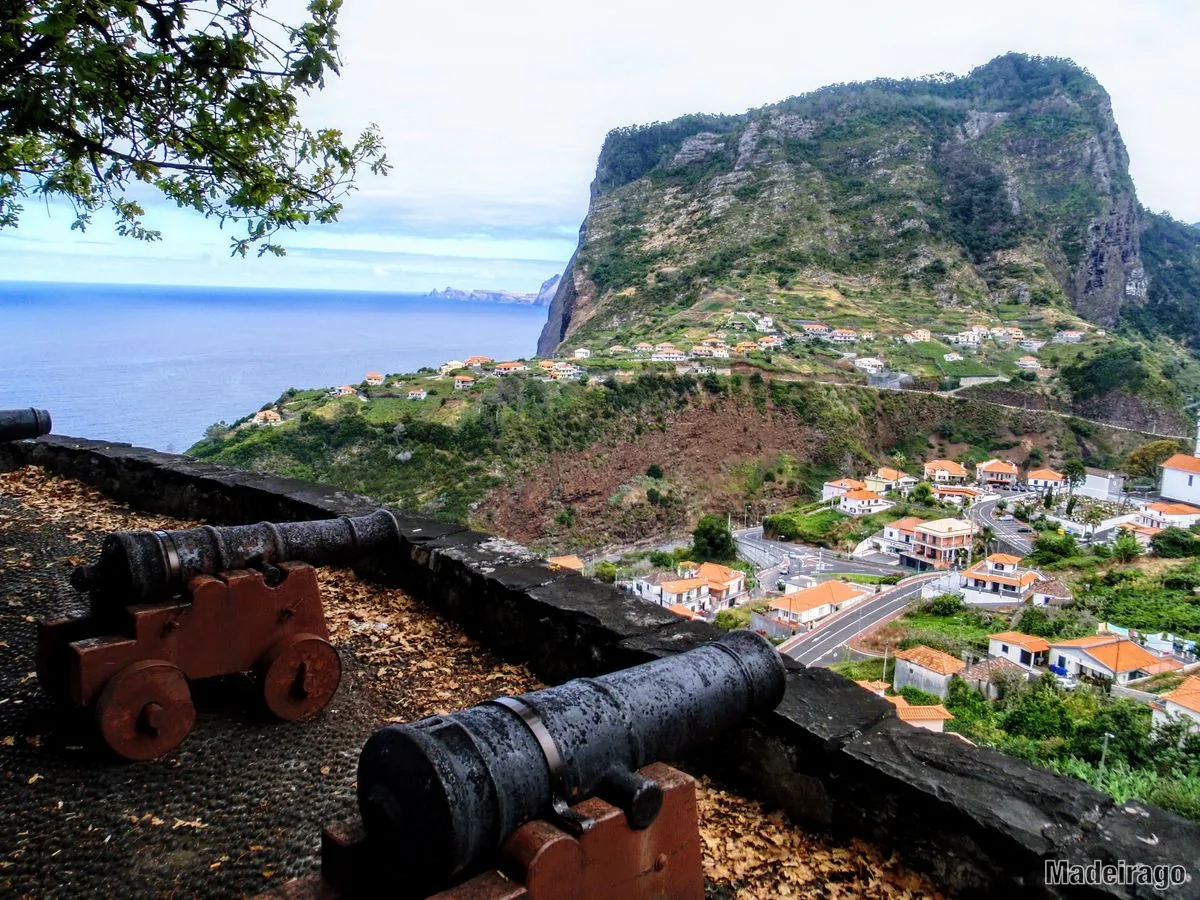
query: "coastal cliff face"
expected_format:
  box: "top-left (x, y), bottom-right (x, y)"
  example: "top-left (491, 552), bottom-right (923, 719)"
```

top-left (538, 54), bottom-right (1156, 353)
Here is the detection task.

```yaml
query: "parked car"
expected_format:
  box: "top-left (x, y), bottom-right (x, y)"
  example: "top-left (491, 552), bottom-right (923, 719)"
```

top-left (1016, 526), bottom-right (1034, 534)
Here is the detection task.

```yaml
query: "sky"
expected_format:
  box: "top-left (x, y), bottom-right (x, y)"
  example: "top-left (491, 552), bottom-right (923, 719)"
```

top-left (3, 0), bottom-right (1198, 294)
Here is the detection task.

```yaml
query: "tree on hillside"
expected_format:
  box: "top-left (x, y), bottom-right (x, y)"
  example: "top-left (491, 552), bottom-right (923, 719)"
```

top-left (1112, 532), bottom-right (1142, 564)
top-left (1150, 527), bottom-right (1200, 558)
top-left (1124, 440), bottom-right (1184, 479)
top-left (1063, 460), bottom-right (1086, 498)
top-left (2, 0), bottom-right (388, 255)
top-left (692, 514), bottom-right (736, 562)
top-left (910, 482), bottom-right (934, 504)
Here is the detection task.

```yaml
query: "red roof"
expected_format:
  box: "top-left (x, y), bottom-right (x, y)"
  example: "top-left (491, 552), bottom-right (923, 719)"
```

top-left (1162, 454), bottom-right (1200, 475)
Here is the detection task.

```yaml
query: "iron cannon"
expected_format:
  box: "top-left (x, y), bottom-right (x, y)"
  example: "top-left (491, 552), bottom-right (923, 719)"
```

top-left (356, 629), bottom-right (787, 889)
top-left (71, 508), bottom-right (403, 609)
top-left (0, 407), bottom-right (51, 442)
top-left (42, 510), bottom-right (404, 760)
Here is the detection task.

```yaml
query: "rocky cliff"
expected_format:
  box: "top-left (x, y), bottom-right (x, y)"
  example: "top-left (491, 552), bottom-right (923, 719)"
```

top-left (429, 274), bottom-right (560, 306)
top-left (539, 54), bottom-right (1160, 353)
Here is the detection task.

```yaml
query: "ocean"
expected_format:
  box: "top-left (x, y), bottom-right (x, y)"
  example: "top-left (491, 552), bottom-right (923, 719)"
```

top-left (0, 281), bottom-right (548, 452)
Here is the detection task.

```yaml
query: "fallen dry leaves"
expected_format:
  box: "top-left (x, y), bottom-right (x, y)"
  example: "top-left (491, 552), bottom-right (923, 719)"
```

top-left (696, 780), bottom-right (943, 899)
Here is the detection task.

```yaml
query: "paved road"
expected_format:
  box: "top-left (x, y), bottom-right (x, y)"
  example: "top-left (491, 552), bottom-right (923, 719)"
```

top-left (781, 575), bottom-right (935, 666)
top-left (735, 526), bottom-right (904, 577)
top-left (965, 493), bottom-right (1034, 555)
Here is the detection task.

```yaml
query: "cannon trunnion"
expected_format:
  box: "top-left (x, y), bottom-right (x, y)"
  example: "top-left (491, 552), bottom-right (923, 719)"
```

top-left (37, 511), bottom-right (402, 760)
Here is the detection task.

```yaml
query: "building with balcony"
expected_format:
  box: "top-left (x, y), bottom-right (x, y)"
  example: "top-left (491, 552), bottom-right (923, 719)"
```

top-left (899, 518), bottom-right (975, 570)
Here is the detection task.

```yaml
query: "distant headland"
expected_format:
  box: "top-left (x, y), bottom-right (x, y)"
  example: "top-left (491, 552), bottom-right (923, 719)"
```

top-left (427, 274), bottom-right (560, 306)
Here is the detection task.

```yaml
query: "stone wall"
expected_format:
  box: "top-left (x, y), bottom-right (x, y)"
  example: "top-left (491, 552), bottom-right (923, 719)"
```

top-left (3, 436), bottom-right (1197, 899)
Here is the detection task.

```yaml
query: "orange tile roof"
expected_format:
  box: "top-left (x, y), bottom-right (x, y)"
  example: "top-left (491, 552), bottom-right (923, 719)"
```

top-left (1083, 640), bottom-right (1171, 675)
top-left (455, 375), bottom-right (474, 382)
top-left (827, 478), bottom-right (866, 489)
top-left (1051, 634), bottom-right (1114, 648)
top-left (666, 604), bottom-right (703, 620)
top-left (660, 577), bottom-right (710, 595)
top-left (886, 696), bottom-right (954, 721)
top-left (1121, 522), bottom-right (1162, 537)
top-left (925, 459), bottom-right (968, 477)
top-left (465, 355), bottom-right (494, 365)
top-left (875, 467), bottom-right (912, 481)
top-left (1033, 579), bottom-right (1072, 598)
top-left (770, 580), bottom-right (862, 615)
top-left (895, 645), bottom-right (966, 676)
top-left (843, 489), bottom-right (886, 501)
top-left (547, 555), bottom-right (585, 572)
top-left (965, 565), bottom-right (1040, 588)
top-left (978, 459), bottom-right (1018, 474)
top-left (934, 486), bottom-right (980, 496)
top-left (1162, 454), bottom-right (1200, 475)
top-left (365, 371), bottom-right (383, 379)
top-left (1148, 502), bottom-right (1200, 516)
top-left (1164, 677), bottom-right (1200, 714)
top-left (987, 553), bottom-right (1023, 565)
top-left (1027, 468), bottom-right (1063, 481)
top-left (988, 631), bottom-right (1051, 653)
top-left (495, 361), bottom-right (524, 369)
top-left (889, 516), bottom-right (926, 532)
top-left (697, 561), bottom-right (742, 585)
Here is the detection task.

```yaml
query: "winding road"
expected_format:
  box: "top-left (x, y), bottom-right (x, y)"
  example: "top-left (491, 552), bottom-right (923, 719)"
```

top-left (780, 574), bottom-right (935, 665)
top-left (965, 493), bottom-right (1035, 555)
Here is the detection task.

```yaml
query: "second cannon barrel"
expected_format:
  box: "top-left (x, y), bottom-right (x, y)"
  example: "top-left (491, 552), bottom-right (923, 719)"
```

top-left (355, 629), bottom-right (787, 888)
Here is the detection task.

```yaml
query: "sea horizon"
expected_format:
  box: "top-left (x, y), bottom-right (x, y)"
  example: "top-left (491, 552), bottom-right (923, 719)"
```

top-left (0, 280), bottom-right (548, 452)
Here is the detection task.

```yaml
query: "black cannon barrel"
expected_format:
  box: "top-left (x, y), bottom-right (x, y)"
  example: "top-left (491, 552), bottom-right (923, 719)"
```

top-left (0, 408), bottom-right (51, 443)
top-left (356, 629), bottom-right (786, 887)
top-left (70, 508), bottom-right (402, 606)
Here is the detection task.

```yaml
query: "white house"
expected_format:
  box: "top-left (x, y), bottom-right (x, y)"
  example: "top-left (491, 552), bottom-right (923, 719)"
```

top-left (439, 360), bottom-right (465, 375)
top-left (1160, 453), bottom-right (1200, 506)
top-left (333, 384), bottom-right (358, 398)
top-left (853, 357), bottom-right (885, 374)
top-left (821, 477), bottom-right (865, 502)
top-left (651, 350), bottom-right (688, 362)
top-left (1049, 635), bottom-right (1180, 685)
top-left (893, 645), bottom-right (966, 699)
top-left (932, 485), bottom-right (981, 507)
top-left (1031, 579), bottom-right (1073, 607)
top-left (976, 458), bottom-right (1019, 488)
top-left (756, 316), bottom-right (775, 333)
top-left (494, 361), bottom-right (528, 376)
top-left (943, 352), bottom-right (963, 363)
top-left (885, 695), bottom-right (955, 733)
top-left (573, 348), bottom-right (592, 359)
top-left (1025, 468), bottom-right (1064, 493)
top-left (1079, 467), bottom-right (1125, 500)
top-left (908, 328), bottom-right (932, 343)
top-left (800, 323), bottom-right (830, 338)
top-left (768, 580), bottom-right (866, 632)
top-left (987, 631), bottom-right (1050, 671)
top-left (676, 561), bottom-right (747, 607)
top-left (252, 409), bottom-right (282, 426)
top-left (1137, 501), bottom-right (1200, 531)
top-left (951, 331), bottom-right (981, 346)
top-left (838, 489), bottom-right (894, 517)
top-left (865, 467), bottom-right (917, 495)
top-left (365, 372), bottom-right (385, 386)
top-left (874, 516), bottom-right (925, 554)
top-left (1015, 356), bottom-right (1041, 370)
top-left (629, 572), bottom-right (712, 616)
top-left (407, 389), bottom-right (427, 400)
top-left (923, 459), bottom-right (968, 484)
top-left (828, 328), bottom-right (859, 344)
top-left (453, 376), bottom-right (475, 390)
top-left (1054, 330), bottom-right (1084, 343)
top-left (1153, 676), bottom-right (1200, 730)
top-left (960, 554), bottom-right (1041, 605)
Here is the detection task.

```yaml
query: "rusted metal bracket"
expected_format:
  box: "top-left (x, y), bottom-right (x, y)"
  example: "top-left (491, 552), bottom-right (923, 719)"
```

top-left (37, 562), bottom-right (340, 760)
top-left (255, 763), bottom-right (703, 900)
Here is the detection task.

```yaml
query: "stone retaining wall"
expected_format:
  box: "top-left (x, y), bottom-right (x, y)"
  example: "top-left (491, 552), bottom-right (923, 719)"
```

top-left (3, 436), bottom-right (1197, 899)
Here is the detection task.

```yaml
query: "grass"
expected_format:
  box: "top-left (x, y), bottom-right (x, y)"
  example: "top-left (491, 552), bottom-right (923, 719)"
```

top-left (829, 572), bottom-right (898, 585)
top-left (829, 656), bottom-right (896, 682)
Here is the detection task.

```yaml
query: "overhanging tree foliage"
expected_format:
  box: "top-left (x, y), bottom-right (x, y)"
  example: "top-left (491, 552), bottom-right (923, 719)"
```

top-left (1, 0), bottom-right (388, 255)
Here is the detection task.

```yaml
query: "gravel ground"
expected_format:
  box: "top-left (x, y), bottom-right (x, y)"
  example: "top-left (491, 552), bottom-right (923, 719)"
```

top-left (0, 466), bottom-right (942, 899)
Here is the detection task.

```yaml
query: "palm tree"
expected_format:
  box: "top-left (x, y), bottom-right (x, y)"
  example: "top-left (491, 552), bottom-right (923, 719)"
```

top-left (1063, 459), bottom-right (1086, 500)
top-left (976, 525), bottom-right (996, 559)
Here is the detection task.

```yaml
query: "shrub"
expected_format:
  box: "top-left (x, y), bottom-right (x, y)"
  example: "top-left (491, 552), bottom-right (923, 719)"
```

top-left (899, 686), bottom-right (942, 706)
top-left (593, 561), bottom-right (617, 583)
top-left (646, 463), bottom-right (664, 479)
top-left (649, 550), bottom-right (675, 568)
top-left (1151, 527), bottom-right (1200, 558)
top-left (646, 487), bottom-right (663, 505)
top-left (930, 594), bottom-right (965, 616)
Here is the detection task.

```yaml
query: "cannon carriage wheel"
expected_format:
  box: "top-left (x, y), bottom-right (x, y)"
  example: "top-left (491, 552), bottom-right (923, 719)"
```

top-left (95, 660), bottom-right (195, 761)
top-left (257, 633), bottom-right (341, 723)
